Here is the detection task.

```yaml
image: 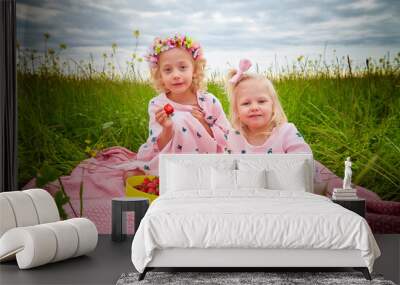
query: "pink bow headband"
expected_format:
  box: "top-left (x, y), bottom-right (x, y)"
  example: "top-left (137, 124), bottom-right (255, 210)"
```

top-left (229, 59), bottom-right (252, 84)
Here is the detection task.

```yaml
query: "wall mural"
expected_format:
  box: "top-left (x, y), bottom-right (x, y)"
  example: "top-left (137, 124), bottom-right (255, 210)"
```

top-left (16, 0), bottom-right (400, 234)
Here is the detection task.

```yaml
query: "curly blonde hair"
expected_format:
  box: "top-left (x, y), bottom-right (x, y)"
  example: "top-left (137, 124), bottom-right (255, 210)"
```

top-left (149, 48), bottom-right (207, 94)
top-left (226, 70), bottom-right (288, 139)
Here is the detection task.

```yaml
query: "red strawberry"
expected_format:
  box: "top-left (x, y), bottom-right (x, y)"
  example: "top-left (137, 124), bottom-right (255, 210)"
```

top-left (163, 104), bottom-right (174, 115)
top-left (143, 178), bottom-right (150, 184)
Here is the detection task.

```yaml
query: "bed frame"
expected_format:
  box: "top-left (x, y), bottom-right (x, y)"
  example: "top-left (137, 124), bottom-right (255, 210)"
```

top-left (140, 248), bottom-right (371, 280)
top-left (138, 154), bottom-right (371, 281)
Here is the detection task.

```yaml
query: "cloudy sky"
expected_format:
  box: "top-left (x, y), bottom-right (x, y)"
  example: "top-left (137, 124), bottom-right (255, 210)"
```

top-left (16, 0), bottom-right (400, 76)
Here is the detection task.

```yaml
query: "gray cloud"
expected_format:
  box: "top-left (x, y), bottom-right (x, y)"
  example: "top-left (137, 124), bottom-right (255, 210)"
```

top-left (16, 0), bottom-right (400, 71)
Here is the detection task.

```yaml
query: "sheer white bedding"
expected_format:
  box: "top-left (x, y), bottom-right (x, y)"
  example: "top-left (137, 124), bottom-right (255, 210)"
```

top-left (131, 189), bottom-right (380, 273)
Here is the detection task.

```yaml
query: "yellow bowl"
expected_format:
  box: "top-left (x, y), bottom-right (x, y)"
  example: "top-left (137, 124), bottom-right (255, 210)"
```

top-left (125, 175), bottom-right (159, 203)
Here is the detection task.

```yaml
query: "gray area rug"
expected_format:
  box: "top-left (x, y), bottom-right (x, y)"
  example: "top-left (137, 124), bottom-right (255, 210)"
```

top-left (116, 271), bottom-right (396, 285)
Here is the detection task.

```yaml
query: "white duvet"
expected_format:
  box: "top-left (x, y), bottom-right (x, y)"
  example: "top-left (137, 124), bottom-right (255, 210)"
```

top-left (131, 189), bottom-right (380, 273)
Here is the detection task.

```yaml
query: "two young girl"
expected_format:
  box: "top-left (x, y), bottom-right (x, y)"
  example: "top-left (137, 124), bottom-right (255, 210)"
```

top-left (132, 38), bottom-right (310, 174)
top-left (123, 37), bottom-right (310, 182)
top-left (40, 33), bottom-right (372, 234)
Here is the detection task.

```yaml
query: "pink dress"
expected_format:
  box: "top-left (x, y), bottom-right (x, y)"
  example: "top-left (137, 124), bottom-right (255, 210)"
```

top-left (223, 122), bottom-right (311, 154)
top-left (114, 91), bottom-right (231, 175)
top-left (25, 91), bottom-right (231, 233)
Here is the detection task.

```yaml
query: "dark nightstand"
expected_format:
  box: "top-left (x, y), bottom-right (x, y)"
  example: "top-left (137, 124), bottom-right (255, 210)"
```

top-left (111, 197), bottom-right (149, 242)
top-left (332, 198), bottom-right (366, 218)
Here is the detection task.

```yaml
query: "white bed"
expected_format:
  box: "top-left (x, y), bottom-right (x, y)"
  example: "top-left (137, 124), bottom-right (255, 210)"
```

top-left (131, 154), bottom-right (380, 281)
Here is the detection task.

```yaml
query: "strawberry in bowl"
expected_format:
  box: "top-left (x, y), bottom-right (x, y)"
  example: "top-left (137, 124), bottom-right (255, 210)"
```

top-left (125, 175), bottom-right (159, 202)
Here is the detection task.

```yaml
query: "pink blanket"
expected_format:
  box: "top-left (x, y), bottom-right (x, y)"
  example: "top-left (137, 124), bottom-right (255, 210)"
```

top-left (24, 146), bottom-right (136, 234)
top-left (24, 148), bottom-right (400, 234)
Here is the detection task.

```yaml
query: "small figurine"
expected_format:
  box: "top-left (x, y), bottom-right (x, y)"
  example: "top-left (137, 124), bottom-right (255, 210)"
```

top-left (343, 157), bottom-right (352, 190)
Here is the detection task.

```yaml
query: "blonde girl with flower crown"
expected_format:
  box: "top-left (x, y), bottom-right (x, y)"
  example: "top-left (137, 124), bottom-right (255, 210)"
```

top-left (116, 34), bottom-right (230, 176)
top-left (223, 59), bottom-right (312, 154)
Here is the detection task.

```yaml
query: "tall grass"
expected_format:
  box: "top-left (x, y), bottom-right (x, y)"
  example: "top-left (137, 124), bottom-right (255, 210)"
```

top-left (276, 75), bottom-right (399, 200)
top-left (17, 33), bottom-right (400, 201)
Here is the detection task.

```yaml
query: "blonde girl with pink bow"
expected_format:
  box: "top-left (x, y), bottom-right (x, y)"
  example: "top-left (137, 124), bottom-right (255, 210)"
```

top-left (223, 59), bottom-right (312, 154)
top-left (222, 60), bottom-right (400, 234)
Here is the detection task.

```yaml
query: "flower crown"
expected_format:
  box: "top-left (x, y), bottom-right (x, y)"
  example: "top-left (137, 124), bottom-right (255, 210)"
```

top-left (145, 35), bottom-right (202, 68)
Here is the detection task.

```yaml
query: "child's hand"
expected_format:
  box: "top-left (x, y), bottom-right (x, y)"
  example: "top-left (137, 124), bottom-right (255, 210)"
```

top-left (192, 106), bottom-right (214, 138)
top-left (155, 107), bottom-right (173, 129)
top-left (191, 106), bottom-right (207, 124)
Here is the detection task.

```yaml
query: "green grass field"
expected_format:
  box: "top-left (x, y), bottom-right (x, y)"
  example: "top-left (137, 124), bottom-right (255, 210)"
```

top-left (17, 43), bottom-right (400, 201)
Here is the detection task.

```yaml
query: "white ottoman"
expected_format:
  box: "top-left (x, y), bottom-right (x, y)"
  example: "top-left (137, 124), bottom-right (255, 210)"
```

top-left (0, 189), bottom-right (98, 269)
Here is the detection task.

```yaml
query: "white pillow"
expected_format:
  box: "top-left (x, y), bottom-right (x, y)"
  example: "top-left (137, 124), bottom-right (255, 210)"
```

top-left (211, 167), bottom-right (236, 190)
top-left (211, 159), bottom-right (237, 171)
top-left (167, 162), bottom-right (211, 191)
top-left (265, 163), bottom-right (307, 191)
top-left (238, 159), bottom-right (310, 192)
top-left (236, 169), bottom-right (267, 189)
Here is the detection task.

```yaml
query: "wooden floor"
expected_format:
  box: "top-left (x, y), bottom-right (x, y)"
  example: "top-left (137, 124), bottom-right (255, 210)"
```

top-left (0, 235), bottom-right (399, 285)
